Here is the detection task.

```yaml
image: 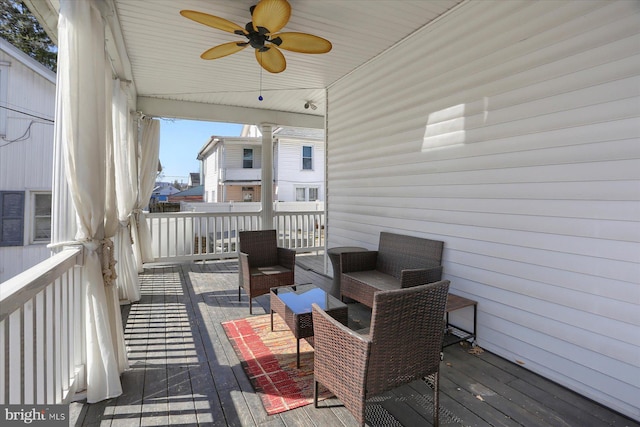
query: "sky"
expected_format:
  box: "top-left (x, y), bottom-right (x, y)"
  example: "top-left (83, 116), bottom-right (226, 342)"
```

top-left (158, 119), bottom-right (243, 184)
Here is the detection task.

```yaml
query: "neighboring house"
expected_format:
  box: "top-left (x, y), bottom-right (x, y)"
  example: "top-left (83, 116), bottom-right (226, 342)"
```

top-left (150, 181), bottom-right (181, 203)
top-left (198, 135), bottom-right (262, 203)
top-left (197, 125), bottom-right (324, 203)
top-left (0, 38), bottom-right (55, 283)
top-left (168, 185), bottom-right (204, 203)
top-left (273, 126), bottom-right (325, 202)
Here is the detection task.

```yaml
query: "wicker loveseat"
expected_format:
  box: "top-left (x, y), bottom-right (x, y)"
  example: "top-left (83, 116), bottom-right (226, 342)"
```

top-left (339, 232), bottom-right (444, 307)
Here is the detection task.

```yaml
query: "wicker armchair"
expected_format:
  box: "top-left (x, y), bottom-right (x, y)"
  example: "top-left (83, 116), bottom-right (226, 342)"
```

top-left (238, 230), bottom-right (295, 314)
top-left (340, 232), bottom-right (444, 307)
top-left (312, 280), bottom-right (450, 427)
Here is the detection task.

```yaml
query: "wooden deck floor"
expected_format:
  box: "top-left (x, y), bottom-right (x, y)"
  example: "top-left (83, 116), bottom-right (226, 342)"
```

top-left (70, 255), bottom-right (639, 426)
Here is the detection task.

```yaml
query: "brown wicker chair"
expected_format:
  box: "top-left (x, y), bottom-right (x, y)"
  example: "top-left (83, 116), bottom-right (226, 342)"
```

top-left (312, 280), bottom-right (450, 426)
top-left (238, 230), bottom-right (295, 314)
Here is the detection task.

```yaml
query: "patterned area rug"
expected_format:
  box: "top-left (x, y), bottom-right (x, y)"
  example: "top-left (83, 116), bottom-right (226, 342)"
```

top-left (221, 314), bottom-right (329, 415)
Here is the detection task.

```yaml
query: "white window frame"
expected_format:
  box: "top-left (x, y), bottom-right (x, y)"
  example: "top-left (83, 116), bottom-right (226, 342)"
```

top-left (302, 145), bottom-right (313, 170)
top-left (294, 186), bottom-right (320, 201)
top-left (308, 187), bottom-right (319, 201)
top-left (243, 148), bottom-right (253, 169)
top-left (30, 191), bottom-right (52, 244)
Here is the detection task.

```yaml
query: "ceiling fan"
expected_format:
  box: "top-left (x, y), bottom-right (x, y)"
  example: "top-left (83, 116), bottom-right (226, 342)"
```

top-left (180, 0), bottom-right (332, 74)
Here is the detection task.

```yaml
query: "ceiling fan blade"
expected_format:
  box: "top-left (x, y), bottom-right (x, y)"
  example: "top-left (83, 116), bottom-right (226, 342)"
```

top-left (180, 10), bottom-right (246, 34)
top-left (273, 32), bottom-right (332, 54)
top-left (201, 42), bottom-right (248, 60)
top-left (255, 46), bottom-right (286, 73)
top-left (252, 0), bottom-right (291, 34)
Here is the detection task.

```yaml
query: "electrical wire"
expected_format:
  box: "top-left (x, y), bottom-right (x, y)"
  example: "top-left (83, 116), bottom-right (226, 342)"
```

top-left (0, 120), bottom-right (37, 147)
top-left (0, 104), bottom-right (55, 148)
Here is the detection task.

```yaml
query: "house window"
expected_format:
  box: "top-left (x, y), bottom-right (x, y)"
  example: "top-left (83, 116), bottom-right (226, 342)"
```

top-left (243, 149), bottom-right (253, 168)
top-left (32, 192), bottom-right (52, 243)
top-left (302, 146), bottom-right (313, 170)
top-left (0, 191), bottom-right (25, 246)
top-left (295, 186), bottom-right (320, 201)
top-left (242, 186), bottom-right (254, 202)
top-left (309, 187), bottom-right (319, 201)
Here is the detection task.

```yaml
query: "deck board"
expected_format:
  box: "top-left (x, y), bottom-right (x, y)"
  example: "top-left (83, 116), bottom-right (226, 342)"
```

top-left (69, 257), bottom-right (639, 427)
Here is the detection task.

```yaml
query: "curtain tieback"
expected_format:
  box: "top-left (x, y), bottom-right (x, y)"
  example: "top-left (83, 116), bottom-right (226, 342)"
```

top-left (101, 238), bottom-right (118, 287)
top-left (52, 239), bottom-right (118, 287)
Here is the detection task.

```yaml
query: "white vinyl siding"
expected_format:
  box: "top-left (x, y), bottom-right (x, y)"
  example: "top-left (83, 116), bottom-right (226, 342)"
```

top-left (326, 0), bottom-right (639, 420)
top-left (276, 139), bottom-right (325, 201)
top-left (0, 40), bottom-right (55, 282)
top-left (0, 61), bottom-right (8, 136)
top-left (226, 144), bottom-right (261, 169)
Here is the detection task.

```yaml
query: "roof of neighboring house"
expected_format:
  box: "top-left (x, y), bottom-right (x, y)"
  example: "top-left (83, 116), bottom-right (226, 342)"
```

top-left (0, 37), bottom-right (56, 83)
top-left (152, 183), bottom-right (181, 195)
top-left (171, 185), bottom-right (204, 197)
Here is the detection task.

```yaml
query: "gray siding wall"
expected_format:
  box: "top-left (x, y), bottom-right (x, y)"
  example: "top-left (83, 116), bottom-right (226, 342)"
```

top-left (326, 0), bottom-right (639, 419)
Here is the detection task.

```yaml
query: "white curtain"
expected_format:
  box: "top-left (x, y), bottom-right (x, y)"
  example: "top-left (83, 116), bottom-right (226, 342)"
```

top-left (112, 80), bottom-right (141, 303)
top-left (104, 74), bottom-right (129, 374)
top-left (133, 118), bottom-right (160, 269)
top-left (56, 0), bottom-right (122, 402)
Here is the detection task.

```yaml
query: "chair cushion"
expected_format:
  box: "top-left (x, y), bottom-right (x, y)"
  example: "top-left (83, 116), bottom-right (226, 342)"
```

top-left (250, 265), bottom-right (292, 276)
top-left (343, 270), bottom-right (400, 292)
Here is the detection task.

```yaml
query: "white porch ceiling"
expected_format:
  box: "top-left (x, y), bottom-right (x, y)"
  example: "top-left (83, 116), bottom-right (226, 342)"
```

top-left (26, 0), bottom-right (465, 126)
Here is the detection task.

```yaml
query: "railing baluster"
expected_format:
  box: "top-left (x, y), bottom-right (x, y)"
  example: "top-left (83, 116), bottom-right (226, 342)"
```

top-left (1, 317), bottom-right (6, 403)
top-left (35, 291), bottom-right (44, 404)
top-left (24, 300), bottom-right (34, 404)
top-left (54, 278), bottom-right (61, 403)
top-left (45, 284), bottom-right (53, 403)
top-left (61, 272), bottom-right (69, 396)
top-left (9, 310), bottom-right (21, 403)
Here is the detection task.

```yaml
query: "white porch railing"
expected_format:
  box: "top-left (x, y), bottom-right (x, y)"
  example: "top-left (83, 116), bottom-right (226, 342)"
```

top-left (0, 246), bottom-right (85, 405)
top-left (147, 210), bottom-right (325, 262)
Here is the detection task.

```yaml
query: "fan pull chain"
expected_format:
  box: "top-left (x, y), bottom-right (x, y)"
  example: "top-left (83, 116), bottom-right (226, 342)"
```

top-left (258, 52), bottom-right (264, 101)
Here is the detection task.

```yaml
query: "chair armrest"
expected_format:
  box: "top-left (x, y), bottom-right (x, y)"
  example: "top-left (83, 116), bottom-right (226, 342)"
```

top-left (312, 303), bottom-right (371, 410)
top-left (312, 304), bottom-right (371, 347)
top-left (276, 247), bottom-right (296, 269)
top-left (340, 251), bottom-right (379, 273)
top-left (239, 252), bottom-right (251, 285)
top-left (400, 265), bottom-right (443, 288)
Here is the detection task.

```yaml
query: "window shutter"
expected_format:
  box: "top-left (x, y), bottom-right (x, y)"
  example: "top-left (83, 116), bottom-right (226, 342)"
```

top-left (0, 191), bottom-right (25, 246)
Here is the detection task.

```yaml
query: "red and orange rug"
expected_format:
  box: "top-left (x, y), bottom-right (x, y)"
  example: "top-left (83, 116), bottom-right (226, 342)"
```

top-left (221, 314), bottom-right (330, 415)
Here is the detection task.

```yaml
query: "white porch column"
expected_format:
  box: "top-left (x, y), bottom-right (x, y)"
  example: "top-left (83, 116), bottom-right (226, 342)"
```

top-left (260, 123), bottom-right (274, 229)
